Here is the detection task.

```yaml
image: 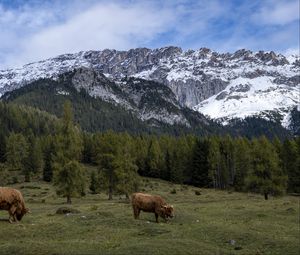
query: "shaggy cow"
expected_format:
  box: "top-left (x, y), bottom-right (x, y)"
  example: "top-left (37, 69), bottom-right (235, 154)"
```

top-left (131, 193), bottom-right (174, 223)
top-left (0, 187), bottom-right (29, 223)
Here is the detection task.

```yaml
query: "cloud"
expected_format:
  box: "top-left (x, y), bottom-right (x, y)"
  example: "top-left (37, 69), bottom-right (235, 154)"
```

top-left (252, 0), bottom-right (299, 26)
top-left (0, 0), bottom-right (299, 69)
top-left (1, 1), bottom-right (175, 68)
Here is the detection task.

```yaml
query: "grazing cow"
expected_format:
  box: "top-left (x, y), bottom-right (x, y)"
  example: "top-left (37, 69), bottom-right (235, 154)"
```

top-left (131, 193), bottom-right (174, 223)
top-left (0, 187), bottom-right (29, 223)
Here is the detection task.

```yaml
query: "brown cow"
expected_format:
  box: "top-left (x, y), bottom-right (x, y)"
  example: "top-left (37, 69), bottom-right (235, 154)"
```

top-left (131, 192), bottom-right (174, 223)
top-left (0, 187), bottom-right (29, 223)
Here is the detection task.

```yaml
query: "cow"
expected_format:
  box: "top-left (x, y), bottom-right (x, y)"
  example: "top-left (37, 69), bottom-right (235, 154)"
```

top-left (0, 187), bottom-right (29, 223)
top-left (131, 192), bottom-right (174, 223)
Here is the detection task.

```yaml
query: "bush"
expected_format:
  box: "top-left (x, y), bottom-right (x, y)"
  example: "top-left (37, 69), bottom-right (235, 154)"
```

top-left (170, 188), bottom-right (177, 194)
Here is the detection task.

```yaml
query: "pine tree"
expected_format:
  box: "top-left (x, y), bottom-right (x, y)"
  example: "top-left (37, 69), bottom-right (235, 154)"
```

top-left (208, 137), bottom-right (221, 189)
top-left (115, 135), bottom-right (140, 197)
top-left (191, 139), bottom-right (210, 187)
top-left (246, 136), bottom-right (287, 200)
top-left (233, 138), bottom-right (251, 191)
top-left (53, 101), bottom-right (85, 203)
top-left (26, 137), bottom-right (44, 180)
top-left (163, 149), bottom-right (172, 181)
top-left (134, 136), bottom-right (148, 176)
top-left (94, 131), bottom-right (119, 200)
top-left (219, 135), bottom-right (234, 188)
top-left (54, 160), bottom-right (86, 204)
top-left (89, 170), bottom-right (98, 194)
top-left (43, 136), bottom-right (55, 182)
top-left (145, 139), bottom-right (163, 178)
top-left (5, 133), bottom-right (29, 179)
top-left (281, 139), bottom-right (299, 193)
top-left (114, 149), bottom-right (139, 198)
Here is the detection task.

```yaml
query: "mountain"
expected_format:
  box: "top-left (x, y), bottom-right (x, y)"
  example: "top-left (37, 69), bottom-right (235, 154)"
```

top-left (2, 68), bottom-right (225, 136)
top-left (0, 46), bottom-right (299, 135)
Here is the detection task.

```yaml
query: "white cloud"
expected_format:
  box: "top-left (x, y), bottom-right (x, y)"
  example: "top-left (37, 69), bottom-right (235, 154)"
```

top-left (0, 0), bottom-right (299, 69)
top-left (1, 2), bottom-right (174, 68)
top-left (252, 0), bottom-right (299, 25)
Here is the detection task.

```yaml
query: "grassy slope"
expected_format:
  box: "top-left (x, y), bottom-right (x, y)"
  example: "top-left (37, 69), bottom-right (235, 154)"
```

top-left (0, 178), bottom-right (298, 255)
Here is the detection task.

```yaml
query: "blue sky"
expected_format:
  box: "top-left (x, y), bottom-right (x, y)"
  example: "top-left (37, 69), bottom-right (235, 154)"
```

top-left (0, 0), bottom-right (299, 69)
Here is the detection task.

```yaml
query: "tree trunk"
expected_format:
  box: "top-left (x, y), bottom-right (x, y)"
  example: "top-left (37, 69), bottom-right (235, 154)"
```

top-left (67, 195), bottom-right (72, 204)
top-left (264, 193), bottom-right (268, 200)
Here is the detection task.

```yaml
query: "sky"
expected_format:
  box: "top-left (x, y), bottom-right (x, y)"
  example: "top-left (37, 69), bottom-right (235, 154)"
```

top-left (0, 0), bottom-right (299, 69)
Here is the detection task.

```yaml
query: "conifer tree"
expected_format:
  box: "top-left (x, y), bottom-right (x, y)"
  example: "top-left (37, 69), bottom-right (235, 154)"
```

top-left (53, 101), bottom-right (85, 203)
top-left (246, 136), bottom-right (287, 200)
top-left (208, 137), bottom-right (221, 189)
top-left (89, 170), bottom-right (98, 194)
top-left (26, 137), bottom-right (44, 180)
top-left (134, 136), bottom-right (148, 176)
top-left (54, 160), bottom-right (86, 204)
top-left (145, 139), bottom-right (163, 178)
top-left (163, 149), bottom-right (172, 181)
top-left (43, 136), bottom-right (55, 182)
top-left (191, 139), bottom-right (210, 187)
top-left (5, 133), bottom-right (29, 179)
top-left (281, 139), bottom-right (299, 193)
top-left (95, 131), bottom-right (119, 200)
top-left (233, 138), bottom-right (251, 191)
top-left (116, 134), bottom-right (140, 197)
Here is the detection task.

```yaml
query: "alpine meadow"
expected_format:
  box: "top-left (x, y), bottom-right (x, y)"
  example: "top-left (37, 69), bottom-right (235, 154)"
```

top-left (0, 1), bottom-right (299, 255)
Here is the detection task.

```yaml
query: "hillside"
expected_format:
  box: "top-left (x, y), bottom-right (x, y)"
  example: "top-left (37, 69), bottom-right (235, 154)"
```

top-left (0, 47), bottom-right (299, 134)
top-left (2, 69), bottom-right (227, 136)
top-left (0, 177), bottom-right (298, 255)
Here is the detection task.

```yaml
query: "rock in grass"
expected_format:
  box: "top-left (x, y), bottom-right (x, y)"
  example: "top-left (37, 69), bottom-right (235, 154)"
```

top-left (195, 190), bottom-right (201, 195)
top-left (234, 246), bottom-right (243, 250)
top-left (56, 207), bottom-right (81, 215)
top-left (229, 240), bottom-right (236, 245)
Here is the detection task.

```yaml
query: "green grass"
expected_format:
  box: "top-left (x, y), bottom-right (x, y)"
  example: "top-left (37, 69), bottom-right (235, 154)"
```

top-left (0, 178), bottom-right (299, 255)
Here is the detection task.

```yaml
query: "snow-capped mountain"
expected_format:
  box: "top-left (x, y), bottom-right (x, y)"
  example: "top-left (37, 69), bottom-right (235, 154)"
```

top-left (0, 47), bottom-right (299, 129)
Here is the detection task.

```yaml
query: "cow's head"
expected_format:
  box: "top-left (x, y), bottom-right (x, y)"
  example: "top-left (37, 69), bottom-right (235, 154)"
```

top-left (16, 207), bottom-right (30, 221)
top-left (161, 205), bottom-right (174, 219)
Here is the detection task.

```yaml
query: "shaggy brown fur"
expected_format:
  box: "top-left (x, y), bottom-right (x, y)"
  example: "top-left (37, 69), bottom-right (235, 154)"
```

top-left (131, 193), bottom-right (174, 223)
top-left (0, 187), bottom-right (29, 223)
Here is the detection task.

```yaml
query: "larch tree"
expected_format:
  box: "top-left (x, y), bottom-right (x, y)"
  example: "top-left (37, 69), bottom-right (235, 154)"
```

top-left (53, 101), bottom-right (85, 203)
top-left (208, 137), bottom-right (221, 189)
top-left (246, 136), bottom-right (287, 200)
top-left (26, 136), bottom-right (44, 180)
top-left (191, 138), bottom-right (210, 187)
top-left (5, 133), bottom-right (29, 180)
top-left (55, 160), bottom-right (86, 204)
top-left (145, 139), bottom-right (163, 178)
top-left (281, 139), bottom-right (299, 193)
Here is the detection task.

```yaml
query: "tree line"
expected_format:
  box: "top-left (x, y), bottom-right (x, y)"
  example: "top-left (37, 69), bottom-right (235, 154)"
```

top-left (0, 101), bottom-right (299, 202)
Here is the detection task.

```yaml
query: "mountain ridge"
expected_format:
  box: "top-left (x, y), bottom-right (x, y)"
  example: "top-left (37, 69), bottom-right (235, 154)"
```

top-left (0, 46), bottom-right (299, 132)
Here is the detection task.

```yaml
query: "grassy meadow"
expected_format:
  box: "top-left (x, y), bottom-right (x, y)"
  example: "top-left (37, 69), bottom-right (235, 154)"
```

top-left (0, 178), bottom-right (299, 255)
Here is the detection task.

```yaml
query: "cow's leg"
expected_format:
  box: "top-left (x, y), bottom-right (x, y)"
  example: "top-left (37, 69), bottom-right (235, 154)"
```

top-left (155, 213), bottom-right (159, 223)
top-left (137, 209), bottom-right (141, 218)
top-left (8, 205), bottom-right (17, 223)
top-left (13, 213), bottom-right (19, 223)
top-left (133, 206), bottom-right (139, 219)
top-left (8, 214), bottom-right (14, 224)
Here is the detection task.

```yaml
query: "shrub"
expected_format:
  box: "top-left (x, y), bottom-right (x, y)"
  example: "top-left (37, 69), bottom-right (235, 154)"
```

top-left (170, 188), bottom-right (177, 194)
